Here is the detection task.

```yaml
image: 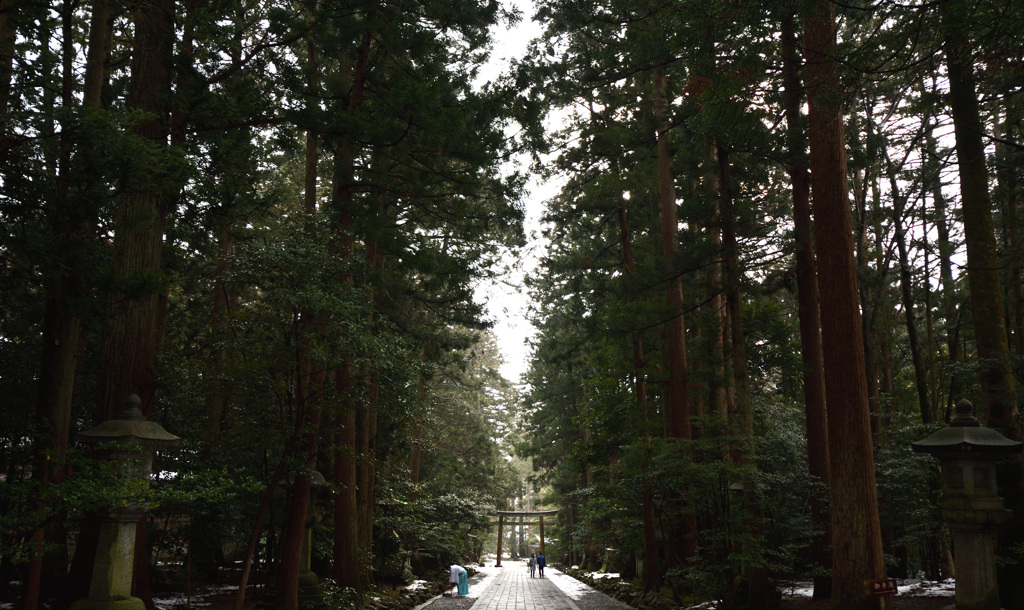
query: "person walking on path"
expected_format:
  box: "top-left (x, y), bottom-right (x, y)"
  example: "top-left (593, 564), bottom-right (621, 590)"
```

top-left (528, 553), bottom-right (536, 578)
top-left (536, 553), bottom-right (546, 578)
top-left (449, 564), bottom-right (469, 596)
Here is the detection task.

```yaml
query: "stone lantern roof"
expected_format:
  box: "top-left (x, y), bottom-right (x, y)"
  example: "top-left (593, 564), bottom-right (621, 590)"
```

top-left (77, 395), bottom-right (180, 450)
top-left (912, 399), bottom-right (1022, 457)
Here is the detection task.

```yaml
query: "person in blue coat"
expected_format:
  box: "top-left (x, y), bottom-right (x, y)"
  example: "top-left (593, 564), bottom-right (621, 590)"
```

top-left (450, 564), bottom-right (469, 595)
top-left (536, 553), bottom-right (546, 578)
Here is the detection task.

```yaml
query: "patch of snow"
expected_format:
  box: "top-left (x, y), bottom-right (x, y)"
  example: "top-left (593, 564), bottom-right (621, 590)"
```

top-left (779, 582), bottom-right (816, 598)
top-left (780, 579), bottom-right (956, 599)
top-left (586, 572), bottom-right (619, 579)
top-left (545, 565), bottom-right (598, 600)
top-left (898, 578), bottom-right (955, 597)
top-left (406, 580), bottom-right (430, 591)
top-left (464, 562), bottom-right (503, 599)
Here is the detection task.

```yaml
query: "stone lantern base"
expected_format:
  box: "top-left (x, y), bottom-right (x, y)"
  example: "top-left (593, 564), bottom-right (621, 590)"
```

top-left (71, 510), bottom-right (147, 610)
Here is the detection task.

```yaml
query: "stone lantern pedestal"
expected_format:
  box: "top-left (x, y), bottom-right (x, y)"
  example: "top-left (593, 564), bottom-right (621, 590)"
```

top-left (912, 399), bottom-right (1022, 610)
top-left (73, 509), bottom-right (148, 610)
top-left (71, 396), bottom-right (180, 610)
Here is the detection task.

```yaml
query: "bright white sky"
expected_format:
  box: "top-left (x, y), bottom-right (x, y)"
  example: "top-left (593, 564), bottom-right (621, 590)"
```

top-left (474, 0), bottom-right (558, 385)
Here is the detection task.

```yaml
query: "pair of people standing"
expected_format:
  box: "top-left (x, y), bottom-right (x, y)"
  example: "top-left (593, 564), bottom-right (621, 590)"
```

top-left (527, 553), bottom-right (546, 578)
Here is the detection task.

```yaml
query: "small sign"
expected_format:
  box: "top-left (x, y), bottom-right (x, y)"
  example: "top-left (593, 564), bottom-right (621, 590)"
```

top-left (864, 579), bottom-right (898, 597)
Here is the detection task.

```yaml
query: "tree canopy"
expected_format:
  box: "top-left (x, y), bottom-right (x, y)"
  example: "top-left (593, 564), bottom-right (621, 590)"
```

top-left (2, 1), bottom-right (1024, 610)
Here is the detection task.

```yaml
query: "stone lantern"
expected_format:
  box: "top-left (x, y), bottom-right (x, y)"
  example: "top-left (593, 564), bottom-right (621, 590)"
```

top-left (912, 399), bottom-right (1022, 610)
top-left (296, 470), bottom-right (328, 601)
top-left (72, 395), bottom-right (180, 610)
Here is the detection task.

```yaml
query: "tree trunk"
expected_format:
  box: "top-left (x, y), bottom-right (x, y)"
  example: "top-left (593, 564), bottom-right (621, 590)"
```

top-left (941, 0), bottom-right (1019, 439)
top-left (870, 176), bottom-right (891, 440)
top-left (717, 146), bottom-right (773, 607)
top-left (70, 4), bottom-right (175, 609)
top-left (883, 153), bottom-right (934, 423)
top-left (24, 4), bottom-right (82, 607)
top-left (232, 433), bottom-right (298, 610)
top-left (201, 225), bottom-right (235, 455)
top-left (994, 108), bottom-right (1024, 387)
top-left (781, 12), bottom-right (832, 599)
top-left (701, 158), bottom-right (728, 424)
top-left (330, 190), bottom-right (362, 591)
top-left (277, 82), bottom-right (332, 608)
top-left (409, 371), bottom-right (426, 487)
top-left (617, 192), bottom-right (660, 592)
top-left (921, 206), bottom-right (939, 413)
top-left (801, 3), bottom-right (888, 608)
top-left (328, 15), bottom-right (373, 591)
top-left (356, 368), bottom-right (379, 574)
top-left (853, 164), bottom-right (882, 438)
top-left (0, 0), bottom-right (18, 118)
top-left (942, 3), bottom-right (1023, 606)
top-left (276, 404), bottom-right (323, 610)
top-left (82, 0), bottom-right (112, 109)
top-left (652, 68), bottom-right (692, 442)
top-left (924, 108), bottom-right (963, 411)
top-left (332, 369), bottom-right (361, 593)
top-left (651, 67), bottom-right (697, 569)
top-left (94, 0), bottom-right (174, 421)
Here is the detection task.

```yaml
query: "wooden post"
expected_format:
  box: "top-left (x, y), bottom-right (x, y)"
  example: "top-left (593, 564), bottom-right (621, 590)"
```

top-left (519, 514), bottom-right (524, 558)
top-left (495, 515), bottom-right (503, 567)
top-left (539, 516), bottom-right (545, 555)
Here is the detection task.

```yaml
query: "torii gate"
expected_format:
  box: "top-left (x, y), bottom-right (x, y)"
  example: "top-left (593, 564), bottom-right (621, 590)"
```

top-left (492, 509), bottom-right (558, 567)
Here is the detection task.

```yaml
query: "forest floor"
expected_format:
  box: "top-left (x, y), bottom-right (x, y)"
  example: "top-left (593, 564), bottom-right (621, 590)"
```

top-left (563, 572), bottom-right (957, 610)
top-left (779, 596), bottom-right (953, 609)
top-left (136, 567), bottom-right (958, 610)
top-left (777, 578), bottom-right (954, 609)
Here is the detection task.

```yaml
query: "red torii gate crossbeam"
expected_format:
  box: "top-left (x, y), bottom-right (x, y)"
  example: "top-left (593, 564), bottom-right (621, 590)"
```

top-left (492, 509), bottom-right (558, 567)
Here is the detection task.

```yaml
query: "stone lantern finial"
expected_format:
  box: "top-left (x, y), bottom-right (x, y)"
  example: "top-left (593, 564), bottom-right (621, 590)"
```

top-left (952, 398), bottom-right (980, 427)
top-left (122, 394), bottom-right (143, 419)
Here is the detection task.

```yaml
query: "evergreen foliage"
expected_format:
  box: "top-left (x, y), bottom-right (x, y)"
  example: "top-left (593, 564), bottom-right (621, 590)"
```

top-left (2, 0), bottom-right (1024, 607)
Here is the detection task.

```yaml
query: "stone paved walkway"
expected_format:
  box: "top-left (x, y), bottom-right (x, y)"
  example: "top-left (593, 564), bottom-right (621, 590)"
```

top-left (467, 563), bottom-right (581, 610)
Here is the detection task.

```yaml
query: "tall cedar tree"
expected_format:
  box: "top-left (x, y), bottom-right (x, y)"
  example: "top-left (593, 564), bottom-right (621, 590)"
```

top-left (941, 1), bottom-right (1024, 606)
top-left (801, 2), bottom-right (889, 608)
top-left (781, 10), bottom-right (831, 600)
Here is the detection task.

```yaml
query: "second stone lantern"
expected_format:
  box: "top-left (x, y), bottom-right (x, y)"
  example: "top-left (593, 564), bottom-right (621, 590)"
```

top-left (912, 399), bottom-right (1022, 610)
top-left (72, 395), bottom-right (180, 610)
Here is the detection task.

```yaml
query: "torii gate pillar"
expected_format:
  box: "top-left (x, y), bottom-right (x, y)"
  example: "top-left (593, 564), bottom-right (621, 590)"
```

top-left (539, 515), bottom-right (546, 555)
top-left (495, 514), bottom-right (504, 567)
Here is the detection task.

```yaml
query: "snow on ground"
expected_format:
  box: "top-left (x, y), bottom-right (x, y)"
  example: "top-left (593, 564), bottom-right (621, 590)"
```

top-left (550, 566), bottom-right (957, 603)
top-left (897, 578), bottom-right (955, 597)
top-left (780, 578), bottom-right (955, 599)
top-left (545, 565), bottom-right (600, 600)
top-left (465, 562), bottom-right (503, 599)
